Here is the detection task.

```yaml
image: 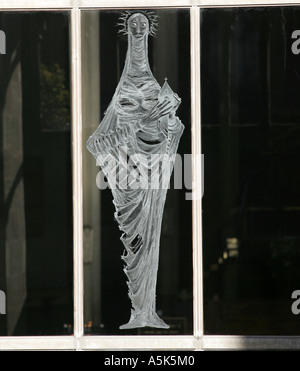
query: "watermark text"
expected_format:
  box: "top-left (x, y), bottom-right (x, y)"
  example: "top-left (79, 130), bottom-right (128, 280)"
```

top-left (95, 149), bottom-right (204, 201)
top-left (0, 30), bottom-right (5, 55)
top-left (0, 290), bottom-right (6, 314)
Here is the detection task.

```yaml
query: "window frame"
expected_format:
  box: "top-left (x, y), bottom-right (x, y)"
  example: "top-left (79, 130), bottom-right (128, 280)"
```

top-left (0, 0), bottom-right (299, 351)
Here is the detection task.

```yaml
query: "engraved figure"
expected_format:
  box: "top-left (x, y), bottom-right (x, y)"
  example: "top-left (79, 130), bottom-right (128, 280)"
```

top-left (87, 11), bottom-right (184, 329)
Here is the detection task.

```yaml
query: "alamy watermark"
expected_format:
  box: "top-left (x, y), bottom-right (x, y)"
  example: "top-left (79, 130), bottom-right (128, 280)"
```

top-left (95, 149), bottom-right (204, 201)
top-left (291, 290), bottom-right (300, 315)
top-left (291, 30), bottom-right (300, 55)
top-left (0, 30), bottom-right (6, 55)
top-left (0, 290), bottom-right (6, 314)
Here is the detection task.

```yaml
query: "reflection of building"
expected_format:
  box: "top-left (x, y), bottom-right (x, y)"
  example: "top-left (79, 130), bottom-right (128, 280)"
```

top-left (0, 13), bottom-right (72, 336)
top-left (0, 18), bottom-right (26, 335)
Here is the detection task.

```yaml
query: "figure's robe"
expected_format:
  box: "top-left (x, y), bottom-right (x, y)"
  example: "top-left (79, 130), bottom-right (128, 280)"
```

top-left (87, 15), bottom-right (184, 329)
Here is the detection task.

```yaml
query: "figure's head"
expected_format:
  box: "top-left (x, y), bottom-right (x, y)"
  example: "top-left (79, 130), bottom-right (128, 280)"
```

top-left (128, 13), bottom-right (149, 39)
top-left (117, 10), bottom-right (158, 38)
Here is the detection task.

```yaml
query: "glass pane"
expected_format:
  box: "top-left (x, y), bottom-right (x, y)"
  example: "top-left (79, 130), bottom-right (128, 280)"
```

top-left (82, 9), bottom-right (192, 335)
top-left (201, 6), bottom-right (300, 335)
top-left (0, 12), bottom-right (73, 336)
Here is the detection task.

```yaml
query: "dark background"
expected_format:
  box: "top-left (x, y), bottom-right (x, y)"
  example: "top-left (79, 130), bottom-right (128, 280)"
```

top-left (201, 7), bottom-right (300, 335)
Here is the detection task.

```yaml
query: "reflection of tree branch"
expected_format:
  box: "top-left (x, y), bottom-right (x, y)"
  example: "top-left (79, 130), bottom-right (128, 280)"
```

top-left (39, 63), bottom-right (70, 131)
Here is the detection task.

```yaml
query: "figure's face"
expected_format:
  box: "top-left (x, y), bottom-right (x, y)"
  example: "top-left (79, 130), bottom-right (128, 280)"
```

top-left (128, 13), bottom-right (149, 39)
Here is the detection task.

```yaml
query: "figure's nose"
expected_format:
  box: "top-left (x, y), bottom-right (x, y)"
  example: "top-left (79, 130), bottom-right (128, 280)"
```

top-left (136, 21), bottom-right (141, 34)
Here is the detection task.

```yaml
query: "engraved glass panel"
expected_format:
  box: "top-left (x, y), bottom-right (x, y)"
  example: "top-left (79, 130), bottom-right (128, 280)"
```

top-left (82, 9), bottom-right (192, 335)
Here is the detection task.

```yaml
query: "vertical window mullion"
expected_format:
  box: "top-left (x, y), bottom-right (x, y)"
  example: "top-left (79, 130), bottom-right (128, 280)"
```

top-left (190, 6), bottom-right (203, 345)
top-left (71, 6), bottom-right (84, 344)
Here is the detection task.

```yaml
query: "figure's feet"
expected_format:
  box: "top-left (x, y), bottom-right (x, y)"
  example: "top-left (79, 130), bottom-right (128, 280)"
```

top-left (147, 312), bottom-right (170, 329)
top-left (119, 312), bottom-right (147, 329)
top-left (120, 311), bottom-right (170, 330)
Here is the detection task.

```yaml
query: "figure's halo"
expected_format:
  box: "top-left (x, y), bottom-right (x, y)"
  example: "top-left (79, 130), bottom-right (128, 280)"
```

top-left (116, 10), bottom-right (159, 37)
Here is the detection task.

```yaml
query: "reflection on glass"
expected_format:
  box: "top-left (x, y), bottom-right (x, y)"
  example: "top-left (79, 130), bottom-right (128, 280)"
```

top-left (201, 7), bottom-right (300, 335)
top-left (82, 9), bottom-right (192, 335)
top-left (0, 12), bottom-right (72, 336)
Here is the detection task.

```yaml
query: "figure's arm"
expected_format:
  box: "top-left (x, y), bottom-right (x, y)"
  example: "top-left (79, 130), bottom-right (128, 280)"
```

top-left (147, 99), bottom-right (174, 123)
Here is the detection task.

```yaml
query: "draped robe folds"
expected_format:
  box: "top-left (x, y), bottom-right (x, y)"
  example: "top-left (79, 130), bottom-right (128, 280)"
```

top-left (87, 16), bottom-right (184, 329)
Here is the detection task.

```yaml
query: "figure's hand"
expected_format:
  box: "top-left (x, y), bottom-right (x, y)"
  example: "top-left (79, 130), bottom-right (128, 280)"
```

top-left (147, 99), bottom-right (174, 123)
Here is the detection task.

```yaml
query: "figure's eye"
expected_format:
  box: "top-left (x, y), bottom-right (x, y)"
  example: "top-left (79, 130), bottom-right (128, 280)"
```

top-left (131, 22), bottom-right (137, 27)
top-left (118, 98), bottom-right (139, 112)
top-left (141, 22), bottom-right (147, 27)
top-left (119, 99), bottom-right (135, 107)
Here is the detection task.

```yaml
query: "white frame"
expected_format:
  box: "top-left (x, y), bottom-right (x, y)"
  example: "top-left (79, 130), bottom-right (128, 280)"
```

top-left (0, 0), bottom-right (299, 351)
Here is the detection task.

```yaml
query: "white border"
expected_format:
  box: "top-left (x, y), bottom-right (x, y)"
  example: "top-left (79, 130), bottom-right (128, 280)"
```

top-left (71, 6), bottom-right (84, 344)
top-left (190, 6), bottom-right (203, 342)
top-left (0, 0), bottom-right (299, 351)
top-left (0, 0), bottom-right (300, 10)
top-left (1, 335), bottom-right (300, 351)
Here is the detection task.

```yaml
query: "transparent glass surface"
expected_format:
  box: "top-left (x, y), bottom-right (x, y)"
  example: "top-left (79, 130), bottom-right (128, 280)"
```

top-left (201, 7), bottom-right (300, 335)
top-left (82, 9), bottom-right (192, 335)
top-left (0, 12), bottom-right (73, 336)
